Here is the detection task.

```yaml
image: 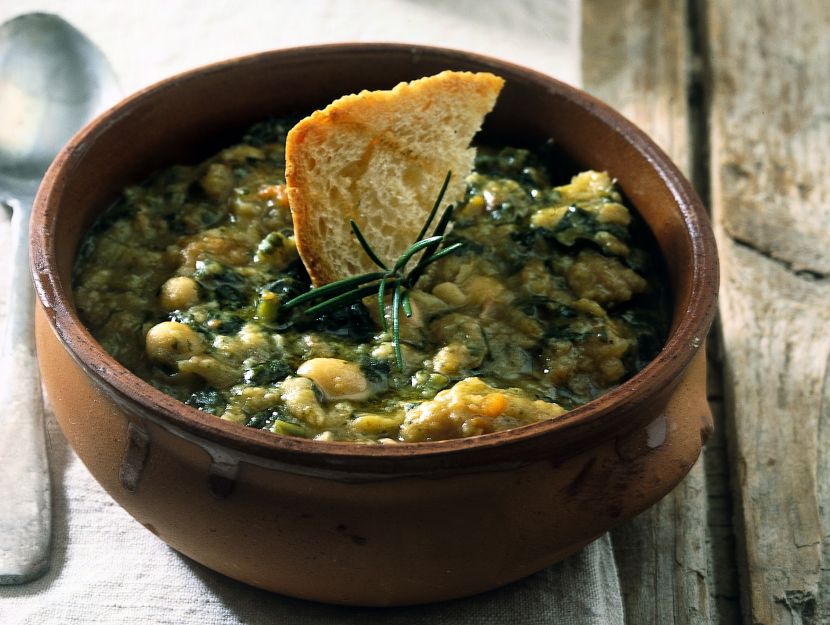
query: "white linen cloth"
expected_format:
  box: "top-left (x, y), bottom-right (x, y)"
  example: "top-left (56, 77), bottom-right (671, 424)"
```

top-left (0, 1), bottom-right (626, 623)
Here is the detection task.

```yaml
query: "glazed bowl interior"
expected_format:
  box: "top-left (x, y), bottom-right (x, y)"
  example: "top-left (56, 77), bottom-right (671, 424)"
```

top-left (33, 44), bottom-right (718, 471)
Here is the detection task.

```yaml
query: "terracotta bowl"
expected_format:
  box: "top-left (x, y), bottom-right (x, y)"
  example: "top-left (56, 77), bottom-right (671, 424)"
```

top-left (31, 44), bottom-right (718, 606)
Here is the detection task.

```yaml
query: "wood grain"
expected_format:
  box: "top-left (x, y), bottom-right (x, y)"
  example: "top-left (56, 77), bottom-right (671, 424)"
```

top-left (707, 1), bottom-right (830, 623)
top-left (704, 341), bottom-right (742, 625)
top-left (583, 1), bottom-right (715, 623)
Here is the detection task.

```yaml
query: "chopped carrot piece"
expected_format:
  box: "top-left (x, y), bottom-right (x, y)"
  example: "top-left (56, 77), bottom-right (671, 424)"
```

top-left (481, 393), bottom-right (508, 418)
top-left (258, 184), bottom-right (290, 208)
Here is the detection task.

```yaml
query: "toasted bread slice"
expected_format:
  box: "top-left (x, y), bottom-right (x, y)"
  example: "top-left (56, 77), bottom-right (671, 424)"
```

top-left (285, 70), bottom-right (504, 285)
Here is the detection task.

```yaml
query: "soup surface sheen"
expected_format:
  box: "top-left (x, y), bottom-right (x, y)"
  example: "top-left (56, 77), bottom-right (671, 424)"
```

top-left (73, 118), bottom-right (668, 443)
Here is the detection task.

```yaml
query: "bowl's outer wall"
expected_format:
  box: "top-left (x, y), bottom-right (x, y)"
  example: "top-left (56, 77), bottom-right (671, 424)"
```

top-left (37, 304), bottom-right (711, 605)
top-left (31, 44), bottom-right (718, 604)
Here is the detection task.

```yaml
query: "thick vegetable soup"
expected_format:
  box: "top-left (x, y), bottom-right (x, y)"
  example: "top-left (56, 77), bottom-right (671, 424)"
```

top-left (73, 119), bottom-right (668, 443)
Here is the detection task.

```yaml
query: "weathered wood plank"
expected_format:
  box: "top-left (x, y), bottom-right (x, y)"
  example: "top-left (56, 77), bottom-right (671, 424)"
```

top-left (583, 1), bottom-right (715, 623)
top-left (704, 388), bottom-right (742, 625)
top-left (707, 1), bottom-right (830, 623)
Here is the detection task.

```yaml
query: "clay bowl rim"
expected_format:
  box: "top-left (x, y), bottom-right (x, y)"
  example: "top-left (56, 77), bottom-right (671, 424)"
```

top-left (31, 43), bottom-right (718, 473)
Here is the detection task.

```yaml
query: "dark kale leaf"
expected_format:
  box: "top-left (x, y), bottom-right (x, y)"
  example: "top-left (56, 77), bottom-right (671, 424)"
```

top-left (619, 307), bottom-right (668, 371)
top-left (262, 274), bottom-right (307, 301)
top-left (550, 206), bottom-right (595, 246)
top-left (243, 116), bottom-right (303, 147)
top-left (544, 386), bottom-right (579, 409)
top-left (208, 310), bottom-right (245, 335)
top-left (244, 406), bottom-right (310, 437)
top-left (546, 326), bottom-right (609, 343)
top-left (299, 303), bottom-right (376, 341)
top-left (474, 147), bottom-right (549, 188)
top-left (244, 411), bottom-right (273, 429)
top-left (193, 260), bottom-right (250, 308)
top-left (360, 357), bottom-right (391, 385)
top-left (186, 388), bottom-right (226, 416)
top-left (244, 360), bottom-right (292, 386)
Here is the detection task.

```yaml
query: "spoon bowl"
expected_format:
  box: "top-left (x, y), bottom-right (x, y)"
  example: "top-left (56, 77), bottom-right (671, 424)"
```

top-left (0, 13), bottom-right (119, 199)
top-left (0, 12), bottom-right (119, 584)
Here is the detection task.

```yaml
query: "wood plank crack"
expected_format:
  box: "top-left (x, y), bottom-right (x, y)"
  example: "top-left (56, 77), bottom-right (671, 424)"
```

top-left (690, 0), bottom-right (742, 621)
top-left (817, 352), bottom-right (830, 623)
top-left (725, 234), bottom-right (828, 282)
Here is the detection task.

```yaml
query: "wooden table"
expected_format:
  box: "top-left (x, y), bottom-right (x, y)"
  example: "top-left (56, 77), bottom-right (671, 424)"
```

top-left (0, 2), bottom-right (823, 621)
top-left (583, 1), bottom-right (829, 623)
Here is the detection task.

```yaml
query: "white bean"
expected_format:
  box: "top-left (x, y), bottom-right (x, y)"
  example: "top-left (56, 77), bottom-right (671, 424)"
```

top-left (145, 321), bottom-right (204, 365)
top-left (159, 276), bottom-right (199, 311)
top-left (297, 358), bottom-right (369, 402)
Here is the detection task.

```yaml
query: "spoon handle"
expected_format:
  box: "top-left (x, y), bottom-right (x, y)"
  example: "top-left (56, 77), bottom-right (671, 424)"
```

top-left (0, 198), bottom-right (51, 584)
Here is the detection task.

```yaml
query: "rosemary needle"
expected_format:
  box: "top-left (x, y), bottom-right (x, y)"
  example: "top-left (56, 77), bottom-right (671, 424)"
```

top-left (283, 171), bottom-right (463, 370)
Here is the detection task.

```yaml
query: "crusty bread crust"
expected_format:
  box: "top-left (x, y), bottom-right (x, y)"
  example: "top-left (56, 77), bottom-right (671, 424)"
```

top-left (285, 71), bottom-right (504, 285)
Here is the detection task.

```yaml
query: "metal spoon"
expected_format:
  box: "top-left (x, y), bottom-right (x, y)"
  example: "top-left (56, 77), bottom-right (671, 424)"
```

top-left (0, 12), bottom-right (119, 584)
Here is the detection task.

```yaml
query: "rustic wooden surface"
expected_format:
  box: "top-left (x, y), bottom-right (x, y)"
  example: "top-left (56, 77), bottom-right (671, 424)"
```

top-left (2, 2), bottom-right (823, 622)
top-left (585, 0), bottom-right (830, 623)
top-left (707, 1), bottom-right (830, 623)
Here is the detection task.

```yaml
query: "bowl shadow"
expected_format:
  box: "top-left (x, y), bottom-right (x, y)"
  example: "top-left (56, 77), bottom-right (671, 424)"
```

top-left (177, 534), bottom-right (622, 622)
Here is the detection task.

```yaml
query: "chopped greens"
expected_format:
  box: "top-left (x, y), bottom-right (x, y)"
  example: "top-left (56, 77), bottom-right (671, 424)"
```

top-left (73, 119), bottom-right (669, 443)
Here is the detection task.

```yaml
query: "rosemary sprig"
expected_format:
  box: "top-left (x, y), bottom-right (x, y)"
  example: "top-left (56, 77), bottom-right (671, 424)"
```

top-left (349, 220), bottom-right (388, 270)
top-left (283, 171), bottom-right (462, 370)
top-left (391, 283), bottom-right (403, 368)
